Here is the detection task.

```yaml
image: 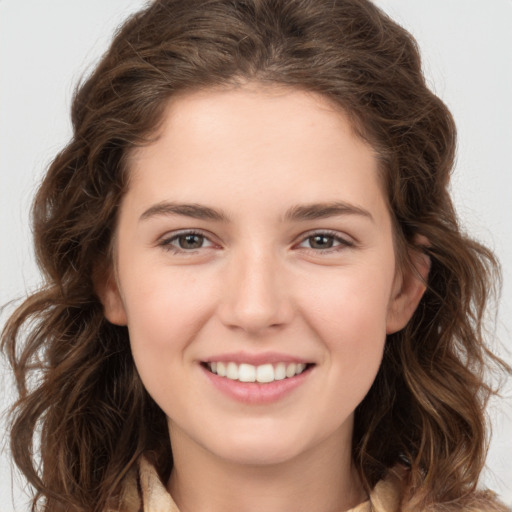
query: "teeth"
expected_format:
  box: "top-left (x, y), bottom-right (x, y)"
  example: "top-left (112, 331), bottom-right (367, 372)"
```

top-left (286, 363), bottom-right (297, 378)
top-left (274, 362), bottom-right (287, 381)
top-left (217, 362), bottom-right (226, 377)
top-left (206, 361), bottom-right (309, 383)
top-left (226, 362), bottom-right (239, 380)
top-left (239, 363), bottom-right (256, 382)
top-left (256, 363), bottom-right (274, 383)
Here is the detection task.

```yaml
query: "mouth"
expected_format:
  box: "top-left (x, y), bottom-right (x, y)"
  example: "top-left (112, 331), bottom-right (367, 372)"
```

top-left (201, 361), bottom-right (314, 384)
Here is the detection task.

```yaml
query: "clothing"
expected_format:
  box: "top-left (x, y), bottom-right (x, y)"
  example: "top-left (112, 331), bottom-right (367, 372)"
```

top-left (118, 455), bottom-right (402, 512)
top-left (116, 456), bottom-right (511, 512)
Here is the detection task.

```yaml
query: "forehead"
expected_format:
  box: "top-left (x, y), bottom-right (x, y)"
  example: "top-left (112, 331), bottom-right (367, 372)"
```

top-left (128, 83), bottom-right (373, 165)
top-left (124, 84), bottom-right (388, 225)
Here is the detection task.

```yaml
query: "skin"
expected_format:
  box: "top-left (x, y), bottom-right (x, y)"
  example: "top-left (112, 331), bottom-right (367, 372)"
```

top-left (99, 84), bottom-right (428, 512)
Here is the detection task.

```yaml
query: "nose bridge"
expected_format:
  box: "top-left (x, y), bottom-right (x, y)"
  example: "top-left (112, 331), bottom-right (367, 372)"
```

top-left (219, 242), bottom-right (292, 333)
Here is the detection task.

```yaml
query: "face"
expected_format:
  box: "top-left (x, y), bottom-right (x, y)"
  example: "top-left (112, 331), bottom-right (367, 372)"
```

top-left (101, 84), bottom-right (426, 467)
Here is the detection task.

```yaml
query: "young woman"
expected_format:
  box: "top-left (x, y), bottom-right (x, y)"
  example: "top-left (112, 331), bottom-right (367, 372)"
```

top-left (2, 1), bottom-right (510, 511)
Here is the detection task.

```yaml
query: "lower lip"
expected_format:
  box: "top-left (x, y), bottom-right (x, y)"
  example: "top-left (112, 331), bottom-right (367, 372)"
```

top-left (201, 365), bottom-right (312, 404)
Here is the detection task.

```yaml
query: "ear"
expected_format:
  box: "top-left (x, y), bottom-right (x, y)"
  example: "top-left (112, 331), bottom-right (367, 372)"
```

top-left (94, 267), bottom-right (128, 326)
top-left (386, 235), bottom-right (431, 334)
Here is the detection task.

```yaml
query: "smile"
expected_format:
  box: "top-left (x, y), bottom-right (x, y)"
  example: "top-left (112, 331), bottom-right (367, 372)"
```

top-left (205, 361), bottom-right (309, 383)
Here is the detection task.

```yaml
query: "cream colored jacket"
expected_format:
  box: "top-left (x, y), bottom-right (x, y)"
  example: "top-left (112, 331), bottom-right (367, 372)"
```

top-left (117, 456), bottom-right (510, 512)
top-left (118, 456), bottom-right (402, 512)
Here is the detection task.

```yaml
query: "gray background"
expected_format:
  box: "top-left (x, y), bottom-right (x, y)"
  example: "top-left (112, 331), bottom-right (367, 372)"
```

top-left (1, 1), bottom-right (511, 509)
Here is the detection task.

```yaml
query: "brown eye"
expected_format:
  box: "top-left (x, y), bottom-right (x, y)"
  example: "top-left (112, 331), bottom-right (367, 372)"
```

top-left (177, 234), bottom-right (205, 249)
top-left (297, 232), bottom-right (354, 252)
top-left (159, 230), bottom-right (216, 254)
top-left (308, 235), bottom-right (334, 249)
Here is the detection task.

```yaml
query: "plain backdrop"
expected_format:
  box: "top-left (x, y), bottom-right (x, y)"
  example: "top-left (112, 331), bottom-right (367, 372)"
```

top-left (1, 1), bottom-right (511, 510)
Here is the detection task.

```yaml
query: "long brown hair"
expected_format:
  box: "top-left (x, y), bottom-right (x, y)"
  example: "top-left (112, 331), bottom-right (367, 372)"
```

top-left (2, 0), bottom-right (510, 510)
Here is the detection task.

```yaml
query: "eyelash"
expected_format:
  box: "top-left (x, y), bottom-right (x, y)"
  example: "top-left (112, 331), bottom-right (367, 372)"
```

top-left (296, 230), bottom-right (355, 253)
top-left (158, 230), bottom-right (214, 254)
top-left (158, 229), bottom-right (354, 255)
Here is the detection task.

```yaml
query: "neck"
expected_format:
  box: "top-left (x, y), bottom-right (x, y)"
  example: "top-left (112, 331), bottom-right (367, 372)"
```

top-left (167, 424), bottom-right (367, 512)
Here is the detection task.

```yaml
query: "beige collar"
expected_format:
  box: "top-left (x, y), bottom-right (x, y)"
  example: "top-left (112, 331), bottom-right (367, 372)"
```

top-left (120, 456), bottom-right (402, 512)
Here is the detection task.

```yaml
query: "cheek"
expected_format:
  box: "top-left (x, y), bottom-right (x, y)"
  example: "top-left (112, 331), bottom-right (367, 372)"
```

top-left (300, 259), bottom-right (394, 334)
top-left (296, 260), bottom-right (394, 384)
top-left (120, 267), bottom-right (217, 386)
top-left (123, 265), bottom-right (214, 335)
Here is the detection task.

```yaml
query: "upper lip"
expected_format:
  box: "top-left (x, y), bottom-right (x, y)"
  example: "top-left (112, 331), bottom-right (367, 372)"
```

top-left (202, 351), bottom-right (313, 366)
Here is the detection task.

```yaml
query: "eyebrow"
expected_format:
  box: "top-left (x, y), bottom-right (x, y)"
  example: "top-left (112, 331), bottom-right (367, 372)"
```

top-left (139, 200), bottom-right (374, 223)
top-left (283, 201), bottom-right (374, 223)
top-left (140, 202), bottom-right (230, 222)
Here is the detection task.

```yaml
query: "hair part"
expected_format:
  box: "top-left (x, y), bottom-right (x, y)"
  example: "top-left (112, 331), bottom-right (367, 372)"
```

top-left (2, 0), bottom-right (510, 510)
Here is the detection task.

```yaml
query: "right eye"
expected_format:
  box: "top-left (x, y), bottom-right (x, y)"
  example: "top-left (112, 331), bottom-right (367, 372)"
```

top-left (159, 231), bottom-right (215, 253)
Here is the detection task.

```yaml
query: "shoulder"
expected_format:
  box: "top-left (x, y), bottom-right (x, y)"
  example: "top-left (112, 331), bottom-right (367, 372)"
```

top-left (116, 455), bottom-right (180, 512)
top-left (370, 466), bottom-right (511, 512)
top-left (111, 461), bottom-right (141, 512)
top-left (420, 492), bottom-right (512, 512)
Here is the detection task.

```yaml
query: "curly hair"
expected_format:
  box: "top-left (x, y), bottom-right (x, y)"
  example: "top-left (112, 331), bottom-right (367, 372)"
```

top-left (2, 0), bottom-right (509, 510)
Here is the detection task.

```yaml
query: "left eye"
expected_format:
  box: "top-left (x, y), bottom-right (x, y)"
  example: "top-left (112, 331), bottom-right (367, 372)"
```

top-left (298, 233), bottom-right (352, 250)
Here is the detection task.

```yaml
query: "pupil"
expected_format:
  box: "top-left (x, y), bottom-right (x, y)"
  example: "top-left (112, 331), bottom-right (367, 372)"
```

top-left (310, 235), bottom-right (333, 249)
top-left (179, 234), bottom-right (203, 249)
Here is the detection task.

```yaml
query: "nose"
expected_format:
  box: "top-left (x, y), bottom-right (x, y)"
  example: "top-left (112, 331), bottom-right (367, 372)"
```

top-left (217, 246), bottom-right (294, 335)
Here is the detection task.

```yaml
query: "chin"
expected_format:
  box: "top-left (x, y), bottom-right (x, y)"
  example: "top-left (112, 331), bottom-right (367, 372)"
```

top-left (215, 437), bottom-right (306, 466)
top-left (201, 418), bottom-right (332, 467)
